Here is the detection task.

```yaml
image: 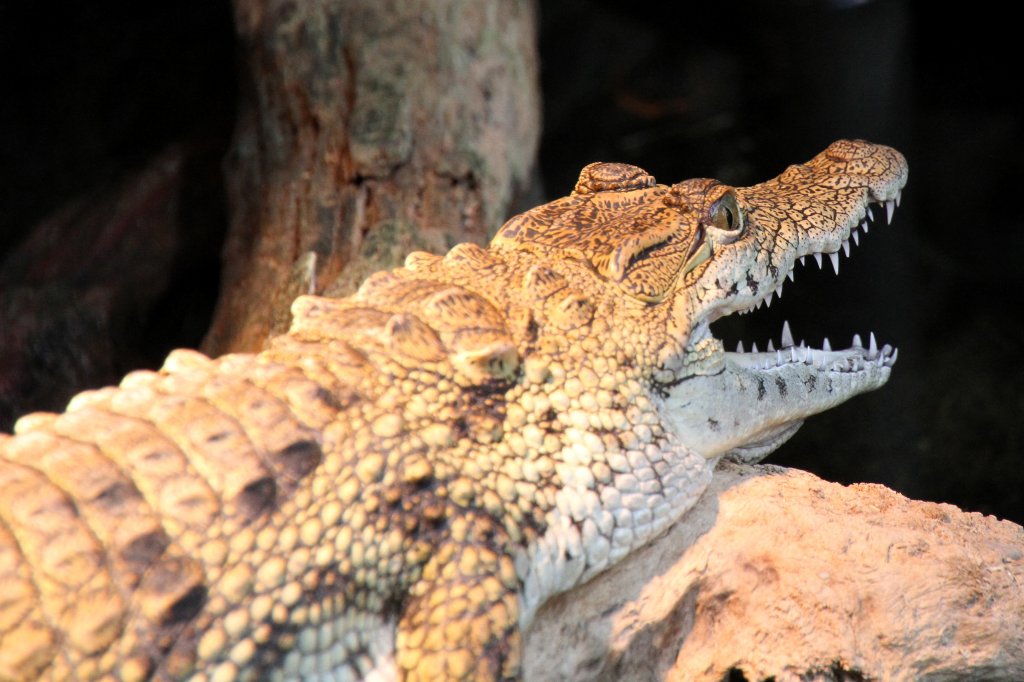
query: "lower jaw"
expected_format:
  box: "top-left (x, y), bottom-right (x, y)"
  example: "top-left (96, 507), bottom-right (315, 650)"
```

top-left (720, 420), bottom-right (804, 464)
top-left (662, 355), bottom-right (891, 462)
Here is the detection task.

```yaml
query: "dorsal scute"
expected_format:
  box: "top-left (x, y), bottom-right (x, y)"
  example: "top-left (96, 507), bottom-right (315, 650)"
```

top-left (421, 287), bottom-right (520, 383)
top-left (289, 258), bottom-right (520, 387)
top-left (383, 313), bottom-right (448, 363)
top-left (573, 162), bottom-right (656, 194)
top-left (404, 250), bottom-right (442, 272)
top-left (442, 242), bottom-right (506, 272)
top-left (521, 265), bottom-right (570, 301)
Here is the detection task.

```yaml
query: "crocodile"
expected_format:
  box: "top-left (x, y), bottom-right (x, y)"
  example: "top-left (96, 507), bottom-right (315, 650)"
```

top-left (0, 139), bottom-right (907, 681)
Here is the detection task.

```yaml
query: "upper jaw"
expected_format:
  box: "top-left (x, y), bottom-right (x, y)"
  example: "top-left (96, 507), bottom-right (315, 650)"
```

top-left (696, 139), bottom-right (908, 327)
top-left (714, 187), bottom-right (906, 324)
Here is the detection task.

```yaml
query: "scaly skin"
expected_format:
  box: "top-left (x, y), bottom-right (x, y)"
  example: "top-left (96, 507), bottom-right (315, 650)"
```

top-left (0, 140), bottom-right (907, 681)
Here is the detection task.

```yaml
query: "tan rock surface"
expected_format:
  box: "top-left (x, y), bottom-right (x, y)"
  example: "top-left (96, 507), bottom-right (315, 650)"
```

top-left (526, 462), bottom-right (1024, 681)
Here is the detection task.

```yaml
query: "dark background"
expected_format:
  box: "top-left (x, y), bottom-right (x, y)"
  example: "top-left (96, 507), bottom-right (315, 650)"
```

top-left (1, 1), bottom-right (1022, 522)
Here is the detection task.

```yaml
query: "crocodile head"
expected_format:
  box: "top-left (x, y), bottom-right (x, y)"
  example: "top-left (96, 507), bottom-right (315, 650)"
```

top-left (494, 139), bottom-right (908, 463)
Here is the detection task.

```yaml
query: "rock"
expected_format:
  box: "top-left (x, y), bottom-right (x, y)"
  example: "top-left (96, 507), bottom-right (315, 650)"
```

top-left (525, 462), bottom-right (1024, 681)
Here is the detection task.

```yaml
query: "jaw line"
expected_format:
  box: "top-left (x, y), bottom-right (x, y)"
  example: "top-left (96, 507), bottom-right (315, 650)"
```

top-left (663, 331), bottom-right (895, 463)
top-left (714, 191), bottom-right (903, 322)
top-left (723, 420), bottom-right (804, 462)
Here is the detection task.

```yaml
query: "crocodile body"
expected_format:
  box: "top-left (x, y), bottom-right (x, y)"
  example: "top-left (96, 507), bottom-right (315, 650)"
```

top-left (0, 140), bottom-right (907, 681)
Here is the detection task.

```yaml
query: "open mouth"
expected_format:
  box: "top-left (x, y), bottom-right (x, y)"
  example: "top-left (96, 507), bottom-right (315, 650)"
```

top-left (727, 322), bottom-right (897, 373)
top-left (716, 192), bottom-right (902, 376)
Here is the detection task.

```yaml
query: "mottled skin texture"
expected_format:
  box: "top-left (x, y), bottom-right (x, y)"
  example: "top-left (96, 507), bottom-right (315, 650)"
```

top-left (0, 140), bottom-right (907, 681)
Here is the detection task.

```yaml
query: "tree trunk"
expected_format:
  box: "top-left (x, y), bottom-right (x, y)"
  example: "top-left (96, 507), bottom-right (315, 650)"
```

top-left (204, 0), bottom-right (541, 354)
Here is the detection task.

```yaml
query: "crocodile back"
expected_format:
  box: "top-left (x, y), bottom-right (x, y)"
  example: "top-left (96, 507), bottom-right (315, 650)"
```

top-left (0, 245), bottom-right (529, 679)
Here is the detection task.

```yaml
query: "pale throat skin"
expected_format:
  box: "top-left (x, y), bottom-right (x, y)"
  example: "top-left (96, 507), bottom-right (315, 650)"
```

top-left (0, 140), bottom-right (907, 681)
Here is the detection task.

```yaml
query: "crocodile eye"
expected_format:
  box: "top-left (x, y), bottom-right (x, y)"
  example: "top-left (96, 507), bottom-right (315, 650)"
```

top-left (710, 192), bottom-right (744, 234)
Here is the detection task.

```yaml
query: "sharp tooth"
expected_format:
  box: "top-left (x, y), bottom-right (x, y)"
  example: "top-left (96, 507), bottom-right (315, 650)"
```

top-left (776, 349), bottom-right (784, 366)
top-left (829, 251), bottom-right (840, 274)
top-left (822, 337), bottom-right (831, 352)
top-left (868, 332), bottom-right (878, 357)
top-left (885, 199), bottom-right (895, 224)
top-left (790, 347), bottom-right (798, 362)
top-left (852, 333), bottom-right (863, 348)
top-left (765, 292), bottom-right (774, 308)
top-left (813, 252), bottom-right (823, 269)
top-left (752, 341), bottom-right (759, 353)
top-left (896, 190), bottom-right (902, 207)
top-left (787, 270), bottom-right (795, 282)
top-left (888, 348), bottom-right (899, 366)
top-left (852, 230), bottom-right (860, 246)
top-left (781, 320), bottom-right (795, 348)
top-left (866, 205), bottom-right (874, 221)
top-left (775, 284), bottom-right (784, 299)
top-left (799, 255), bottom-right (806, 266)
top-left (767, 339), bottom-right (775, 352)
top-left (736, 340), bottom-right (745, 353)
top-left (842, 239), bottom-right (851, 257)
top-left (862, 219), bottom-right (870, 234)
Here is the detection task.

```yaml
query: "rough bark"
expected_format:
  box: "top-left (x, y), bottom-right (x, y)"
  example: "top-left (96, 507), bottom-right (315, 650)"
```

top-left (525, 463), bottom-right (1024, 681)
top-left (205, 0), bottom-right (541, 354)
